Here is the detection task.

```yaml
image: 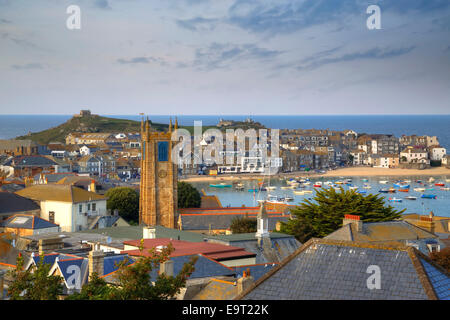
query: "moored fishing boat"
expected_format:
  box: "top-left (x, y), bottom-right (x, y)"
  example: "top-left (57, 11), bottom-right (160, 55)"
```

top-left (303, 190), bottom-right (313, 194)
top-left (379, 180), bottom-right (388, 184)
top-left (435, 183), bottom-right (445, 187)
top-left (388, 197), bottom-right (402, 202)
top-left (210, 183), bottom-right (232, 188)
top-left (404, 196), bottom-right (417, 200)
top-left (414, 187), bottom-right (425, 192)
top-left (441, 187), bottom-right (450, 191)
top-left (349, 186), bottom-right (358, 190)
top-left (293, 190), bottom-right (306, 195)
top-left (398, 188), bottom-right (410, 192)
top-left (393, 183), bottom-right (410, 189)
top-left (363, 184), bottom-right (371, 189)
top-left (421, 194), bottom-right (437, 199)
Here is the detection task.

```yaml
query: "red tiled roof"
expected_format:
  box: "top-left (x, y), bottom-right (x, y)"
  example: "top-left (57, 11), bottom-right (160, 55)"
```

top-left (121, 238), bottom-right (256, 260)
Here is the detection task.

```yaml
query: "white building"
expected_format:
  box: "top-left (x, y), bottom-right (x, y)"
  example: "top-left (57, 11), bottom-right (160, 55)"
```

top-left (400, 146), bottom-right (429, 164)
top-left (16, 184), bottom-right (108, 232)
top-left (429, 146), bottom-right (447, 161)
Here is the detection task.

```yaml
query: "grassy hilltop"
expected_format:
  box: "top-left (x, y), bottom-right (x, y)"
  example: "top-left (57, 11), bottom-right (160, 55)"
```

top-left (15, 114), bottom-right (168, 145)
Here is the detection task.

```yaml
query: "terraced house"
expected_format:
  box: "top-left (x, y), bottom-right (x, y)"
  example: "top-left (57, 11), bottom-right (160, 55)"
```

top-left (15, 184), bottom-right (107, 232)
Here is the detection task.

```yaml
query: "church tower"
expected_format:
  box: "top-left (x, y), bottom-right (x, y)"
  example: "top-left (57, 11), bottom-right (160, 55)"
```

top-left (139, 116), bottom-right (178, 228)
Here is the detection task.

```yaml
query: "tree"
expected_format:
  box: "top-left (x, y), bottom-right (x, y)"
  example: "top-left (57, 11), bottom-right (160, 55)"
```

top-left (105, 187), bottom-right (139, 223)
top-left (230, 215), bottom-right (257, 234)
top-left (67, 242), bottom-right (198, 300)
top-left (177, 181), bottom-right (201, 208)
top-left (7, 253), bottom-right (63, 300)
top-left (280, 187), bottom-right (404, 242)
top-left (429, 247), bottom-right (450, 273)
top-left (401, 156), bottom-right (407, 163)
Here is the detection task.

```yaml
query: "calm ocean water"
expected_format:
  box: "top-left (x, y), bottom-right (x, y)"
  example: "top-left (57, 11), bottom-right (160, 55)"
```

top-left (0, 114), bottom-right (449, 149)
top-left (191, 176), bottom-right (450, 217)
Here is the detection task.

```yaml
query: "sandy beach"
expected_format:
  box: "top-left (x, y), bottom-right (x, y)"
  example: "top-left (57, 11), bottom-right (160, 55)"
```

top-left (180, 166), bottom-right (450, 183)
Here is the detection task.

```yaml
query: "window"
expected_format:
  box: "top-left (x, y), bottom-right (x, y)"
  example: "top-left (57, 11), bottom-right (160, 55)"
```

top-left (49, 211), bottom-right (55, 224)
top-left (92, 203), bottom-right (96, 211)
top-left (87, 203), bottom-right (91, 211)
top-left (79, 204), bottom-right (82, 213)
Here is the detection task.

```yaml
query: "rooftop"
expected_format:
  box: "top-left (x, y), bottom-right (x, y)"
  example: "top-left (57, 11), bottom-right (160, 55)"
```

top-left (15, 184), bottom-right (106, 203)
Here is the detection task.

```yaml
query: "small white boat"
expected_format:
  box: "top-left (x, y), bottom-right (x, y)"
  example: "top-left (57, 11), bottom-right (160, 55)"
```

top-left (441, 187), bottom-right (450, 191)
top-left (349, 186), bottom-right (358, 190)
top-left (303, 182), bottom-right (311, 185)
top-left (267, 186), bottom-right (277, 190)
top-left (446, 178), bottom-right (450, 182)
top-left (303, 190), bottom-right (313, 194)
top-left (294, 190), bottom-right (306, 195)
top-left (281, 186), bottom-right (291, 190)
top-left (414, 188), bottom-right (425, 192)
top-left (379, 180), bottom-right (388, 184)
top-left (404, 196), bottom-right (417, 200)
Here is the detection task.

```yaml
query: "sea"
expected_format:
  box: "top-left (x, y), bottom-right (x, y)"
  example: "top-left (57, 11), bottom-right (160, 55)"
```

top-left (1, 114), bottom-right (449, 217)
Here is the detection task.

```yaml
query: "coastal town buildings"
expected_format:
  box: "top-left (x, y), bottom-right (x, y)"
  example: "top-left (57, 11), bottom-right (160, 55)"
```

top-left (15, 184), bottom-right (108, 232)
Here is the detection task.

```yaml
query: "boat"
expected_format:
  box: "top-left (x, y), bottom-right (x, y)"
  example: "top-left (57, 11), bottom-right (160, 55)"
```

top-left (379, 188), bottom-right (396, 193)
top-left (361, 179), bottom-right (368, 182)
top-left (357, 190), bottom-right (367, 194)
top-left (313, 184), bottom-right (322, 188)
top-left (446, 178), bottom-right (450, 182)
top-left (266, 195), bottom-right (288, 204)
top-left (303, 182), bottom-right (311, 185)
top-left (349, 186), bottom-right (358, 190)
top-left (404, 196), bottom-right (417, 200)
top-left (398, 189), bottom-right (410, 192)
top-left (435, 183), bottom-right (445, 187)
top-left (283, 196), bottom-right (294, 202)
top-left (210, 183), bottom-right (232, 188)
top-left (363, 185), bottom-right (372, 189)
top-left (303, 190), bottom-right (313, 194)
top-left (335, 181), bottom-right (344, 185)
top-left (421, 194), bottom-right (437, 199)
top-left (388, 198), bottom-right (402, 202)
top-left (235, 184), bottom-right (244, 191)
top-left (267, 186), bottom-right (277, 190)
top-left (280, 186), bottom-right (291, 190)
top-left (293, 190), bottom-right (306, 195)
top-left (379, 180), bottom-right (388, 184)
top-left (414, 188), bottom-right (425, 192)
top-left (393, 183), bottom-right (410, 189)
top-left (441, 187), bottom-right (450, 191)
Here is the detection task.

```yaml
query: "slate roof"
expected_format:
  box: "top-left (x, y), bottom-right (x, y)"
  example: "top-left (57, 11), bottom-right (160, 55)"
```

top-left (236, 239), bottom-right (450, 300)
top-left (179, 212), bottom-right (289, 231)
top-left (102, 254), bottom-right (235, 285)
top-left (233, 264), bottom-right (278, 281)
top-left (78, 225), bottom-right (205, 242)
top-left (191, 277), bottom-right (239, 300)
top-left (1, 214), bottom-right (59, 230)
top-left (4, 155), bottom-right (57, 167)
top-left (16, 184), bottom-right (106, 203)
top-left (206, 233), bottom-right (301, 264)
top-left (103, 254), bottom-right (134, 276)
top-left (325, 220), bottom-right (443, 254)
top-left (0, 192), bottom-right (40, 215)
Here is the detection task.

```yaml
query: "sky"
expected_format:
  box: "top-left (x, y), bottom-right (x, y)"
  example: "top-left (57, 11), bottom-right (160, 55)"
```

top-left (0, 0), bottom-right (449, 115)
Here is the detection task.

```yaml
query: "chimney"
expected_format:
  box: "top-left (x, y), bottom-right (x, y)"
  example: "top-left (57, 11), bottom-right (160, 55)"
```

top-left (343, 214), bottom-right (363, 232)
top-left (237, 269), bottom-right (254, 295)
top-left (159, 259), bottom-right (174, 277)
top-left (256, 202), bottom-right (270, 240)
top-left (89, 244), bottom-right (105, 278)
top-left (143, 227), bottom-right (156, 239)
top-left (89, 180), bottom-right (96, 193)
top-left (0, 269), bottom-right (6, 300)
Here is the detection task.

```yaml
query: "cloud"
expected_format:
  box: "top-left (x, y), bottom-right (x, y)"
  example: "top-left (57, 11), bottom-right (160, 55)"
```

top-left (11, 63), bottom-right (44, 70)
top-left (225, 0), bottom-right (450, 35)
top-left (0, 18), bottom-right (11, 24)
top-left (176, 17), bottom-right (219, 31)
top-left (296, 46), bottom-right (416, 71)
top-left (94, 0), bottom-right (111, 10)
top-left (117, 56), bottom-right (169, 66)
top-left (193, 42), bottom-right (283, 70)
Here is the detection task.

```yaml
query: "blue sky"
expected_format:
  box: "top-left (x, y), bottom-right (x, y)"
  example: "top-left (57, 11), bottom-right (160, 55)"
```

top-left (0, 0), bottom-right (449, 115)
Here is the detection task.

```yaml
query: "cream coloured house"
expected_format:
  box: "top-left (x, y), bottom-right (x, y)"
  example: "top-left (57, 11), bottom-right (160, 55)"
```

top-left (16, 184), bottom-right (107, 232)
